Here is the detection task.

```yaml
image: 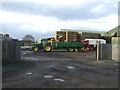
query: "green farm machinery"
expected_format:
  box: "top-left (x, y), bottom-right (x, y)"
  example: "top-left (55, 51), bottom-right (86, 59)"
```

top-left (32, 38), bottom-right (87, 52)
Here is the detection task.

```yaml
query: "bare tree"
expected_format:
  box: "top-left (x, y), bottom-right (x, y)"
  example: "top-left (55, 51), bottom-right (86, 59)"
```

top-left (22, 35), bottom-right (35, 42)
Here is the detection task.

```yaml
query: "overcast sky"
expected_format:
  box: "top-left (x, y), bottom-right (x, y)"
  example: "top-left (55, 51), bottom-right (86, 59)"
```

top-left (0, 0), bottom-right (119, 41)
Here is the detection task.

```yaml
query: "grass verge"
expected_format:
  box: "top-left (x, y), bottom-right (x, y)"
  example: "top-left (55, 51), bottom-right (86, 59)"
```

top-left (2, 60), bottom-right (36, 73)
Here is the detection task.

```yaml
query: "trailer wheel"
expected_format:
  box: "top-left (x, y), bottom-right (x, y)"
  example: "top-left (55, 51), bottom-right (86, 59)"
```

top-left (68, 48), bottom-right (74, 52)
top-left (33, 47), bottom-right (39, 52)
top-left (44, 45), bottom-right (52, 52)
top-left (88, 46), bottom-right (93, 51)
top-left (74, 48), bottom-right (79, 52)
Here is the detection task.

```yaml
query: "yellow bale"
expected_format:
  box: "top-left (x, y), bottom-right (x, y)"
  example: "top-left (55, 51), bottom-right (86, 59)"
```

top-left (0, 34), bottom-right (3, 36)
top-left (4, 34), bottom-right (9, 37)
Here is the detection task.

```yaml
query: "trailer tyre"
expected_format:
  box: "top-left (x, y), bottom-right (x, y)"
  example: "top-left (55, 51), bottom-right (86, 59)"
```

top-left (33, 47), bottom-right (39, 52)
top-left (68, 48), bottom-right (74, 52)
top-left (44, 45), bottom-right (52, 52)
top-left (74, 48), bottom-right (79, 52)
top-left (89, 47), bottom-right (93, 50)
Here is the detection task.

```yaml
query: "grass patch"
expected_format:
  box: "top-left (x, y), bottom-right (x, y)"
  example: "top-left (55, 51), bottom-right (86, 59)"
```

top-left (2, 60), bottom-right (33, 73)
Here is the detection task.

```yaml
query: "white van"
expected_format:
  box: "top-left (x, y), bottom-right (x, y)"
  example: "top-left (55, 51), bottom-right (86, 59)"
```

top-left (85, 39), bottom-right (106, 48)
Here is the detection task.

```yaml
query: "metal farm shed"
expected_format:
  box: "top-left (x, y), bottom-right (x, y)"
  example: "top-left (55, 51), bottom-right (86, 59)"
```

top-left (104, 26), bottom-right (120, 37)
top-left (103, 26), bottom-right (120, 44)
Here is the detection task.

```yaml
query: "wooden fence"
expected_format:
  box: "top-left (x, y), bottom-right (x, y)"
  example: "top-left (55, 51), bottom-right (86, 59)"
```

top-left (0, 37), bottom-right (21, 64)
top-left (96, 44), bottom-right (112, 60)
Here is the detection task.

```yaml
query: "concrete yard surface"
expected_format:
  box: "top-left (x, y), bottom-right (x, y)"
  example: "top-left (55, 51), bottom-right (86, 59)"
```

top-left (2, 50), bottom-right (119, 88)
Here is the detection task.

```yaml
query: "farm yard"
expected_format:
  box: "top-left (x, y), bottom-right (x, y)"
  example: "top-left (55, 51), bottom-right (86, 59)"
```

top-left (2, 50), bottom-right (119, 88)
top-left (1, 27), bottom-right (120, 89)
top-left (1, 0), bottom-right (120, 89)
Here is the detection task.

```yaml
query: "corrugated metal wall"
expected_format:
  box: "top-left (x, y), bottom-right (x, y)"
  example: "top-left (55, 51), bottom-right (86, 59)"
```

top-left (0, 37), bottom-right (21, 64)
top-left (97, 44), bottom-right (112, 60)
top-left (97, 43), bottom-right (120, 61)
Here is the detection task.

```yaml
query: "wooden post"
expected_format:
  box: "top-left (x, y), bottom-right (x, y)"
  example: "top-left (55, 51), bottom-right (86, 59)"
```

top-left (96, 44), bottom-right (100, 61)
top-left (66, 31), bottom-right (68, 42)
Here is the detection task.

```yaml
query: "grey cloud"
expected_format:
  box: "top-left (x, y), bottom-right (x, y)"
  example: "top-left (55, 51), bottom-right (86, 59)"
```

top-left (2, 23), bottom-right (54, 40)
top-left (1, 1), bottom-right (118, 40)
top-left (1, 2), bottom-right (118, 21)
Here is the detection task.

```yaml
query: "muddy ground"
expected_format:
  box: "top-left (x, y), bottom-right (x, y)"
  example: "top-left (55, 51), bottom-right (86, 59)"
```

top-left (2, 50), bottom-right (119, 88)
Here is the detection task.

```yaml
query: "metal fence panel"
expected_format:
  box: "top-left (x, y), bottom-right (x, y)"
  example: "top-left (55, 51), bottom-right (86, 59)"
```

top-left (97, 44), bottom-right (112, 60)
top-left (0, 38), bottom-right (21, 64)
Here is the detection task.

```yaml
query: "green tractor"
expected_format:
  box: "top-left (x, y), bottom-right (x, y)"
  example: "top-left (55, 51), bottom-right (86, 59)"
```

top-left (32, 38), bottom-right (86, 52)
top-left (33, 38), bottom-right (52, 52)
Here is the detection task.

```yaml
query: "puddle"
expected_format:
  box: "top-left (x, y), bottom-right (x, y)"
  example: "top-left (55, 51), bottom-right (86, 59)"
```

top-left (22, 57), bottom-right (40, 61)
top-left (54, 78), bottom-right (65, 82)
top-left (23, 53), bottom-right (26, 55)
top-left (26, 51), bottom-right (32, 52)
top-left (26, 72), bottom-right (33, 76)
top-left (44, 75), bottom-right (53, 78)
top-left (115, 69), bottom-right (119, 72)
top-left (66, 66), bottom-right (75, 69)
top-left (48, 65), bottom-right (53, 68)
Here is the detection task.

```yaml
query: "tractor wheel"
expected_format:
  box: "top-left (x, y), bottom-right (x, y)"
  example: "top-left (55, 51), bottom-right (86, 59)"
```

top-left (74, 48), bottom-right (79, 52)
top-left (33, 47), bottom-right (39, 52)
top-left (67, 48), bottom-right (74, 52)
top-left (44, 45), bottom-right (52, 52)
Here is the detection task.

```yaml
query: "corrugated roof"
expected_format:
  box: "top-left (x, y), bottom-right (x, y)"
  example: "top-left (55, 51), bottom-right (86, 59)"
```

top-left (104, 26), bottom-right (120, 37)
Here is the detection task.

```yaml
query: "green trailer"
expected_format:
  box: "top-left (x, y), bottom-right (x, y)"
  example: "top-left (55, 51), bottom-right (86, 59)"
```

top-left (33, 38), bottom-right (86, 52)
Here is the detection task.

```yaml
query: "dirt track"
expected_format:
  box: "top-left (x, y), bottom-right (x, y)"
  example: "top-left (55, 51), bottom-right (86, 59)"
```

top-left (2, 50), bottom-right (119, 88)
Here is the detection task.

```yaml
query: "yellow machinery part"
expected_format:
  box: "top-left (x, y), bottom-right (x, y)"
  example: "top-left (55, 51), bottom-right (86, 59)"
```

top-left (34, 47), bottom-right (39, 52)
top-left (48, 38), bottom-right (60, 42)
top-left (45, 46), bottom-right (51, 51)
